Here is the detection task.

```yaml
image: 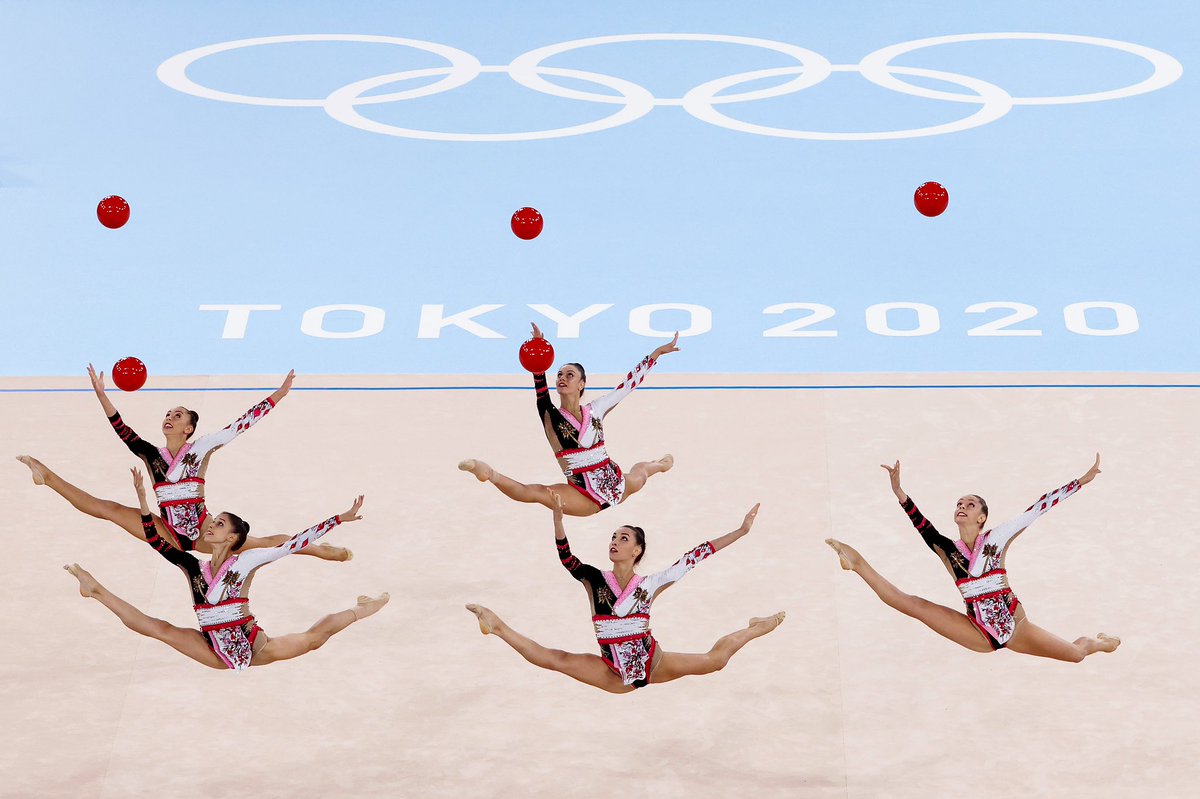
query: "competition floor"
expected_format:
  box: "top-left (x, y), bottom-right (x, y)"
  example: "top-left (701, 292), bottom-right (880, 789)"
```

top-left (2, 372), bottom-right (1198, 798)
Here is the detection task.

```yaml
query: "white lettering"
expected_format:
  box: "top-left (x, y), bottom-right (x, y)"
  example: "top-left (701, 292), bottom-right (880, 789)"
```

top-left (527, 303), bottom-right (613, 338)
top-left (198, 304), bottom-right (282, 340)
top-left (300, 305), bottom-right (386, 339)
top-left (628, 303), bottom-right (712, 337)
top-left (417, 304), bottom-right (505, 339)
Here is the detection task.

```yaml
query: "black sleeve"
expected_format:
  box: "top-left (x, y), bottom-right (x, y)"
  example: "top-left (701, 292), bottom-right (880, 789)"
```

top-left (533, 371), bottom-right (555, 421)
top-left (556, 535), bottom-right (604, 587)
top-left (900, 497), bottom-right (958, 560)
top-left (141, 514), bottom-right (193, 570)
top-left (109, 413), bottom-right (160, 463)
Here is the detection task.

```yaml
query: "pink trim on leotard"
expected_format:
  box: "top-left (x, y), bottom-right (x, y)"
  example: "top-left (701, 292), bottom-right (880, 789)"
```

top-left (202, 553), bottom-right (239, 591)
top-left (159, 443), bottom-right (194, 473)
top-left (602, 571), bottom-right (643, 606)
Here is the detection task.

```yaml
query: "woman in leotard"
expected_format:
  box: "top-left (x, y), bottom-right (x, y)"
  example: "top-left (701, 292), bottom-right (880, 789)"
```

top-left (459, 323), bottom-right (679, 517)
top-left (61, 469), bottom-right (387, 671)
top-left (825, 454), bottom-right (1120, 662)
top-left (466, 495), bottom-right (785, 693)
top-left (18, 365), bottom-right (347, 561)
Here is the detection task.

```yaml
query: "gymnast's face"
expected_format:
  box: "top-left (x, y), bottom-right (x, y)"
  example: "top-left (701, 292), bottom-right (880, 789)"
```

top-left (202, 513), bottom-right (237, 545)
top-left (954, 496), bottom-right (987, 528)
top-left (555, 365), bottom-right (585, 399)
top-left (608, 527), bottom-right (643, 564)
top-left (162, 407), bottom-right (194, 438)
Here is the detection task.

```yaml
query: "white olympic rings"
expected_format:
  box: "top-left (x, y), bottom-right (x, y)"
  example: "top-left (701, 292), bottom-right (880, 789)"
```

top-left (156, 32), bottom-right (1183, 142)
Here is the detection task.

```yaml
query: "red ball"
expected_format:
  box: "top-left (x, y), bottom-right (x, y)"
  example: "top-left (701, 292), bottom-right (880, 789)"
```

top-left (97, 195), bottom-right (131, 229)
top-left (112, 357), bottom-right (148, 392)
top-left (914, 182), bottom-right (949, 217)
top-left (518, 337), bottom-right (555, 374)
top-left (511, 207), bottom-right (543, 240)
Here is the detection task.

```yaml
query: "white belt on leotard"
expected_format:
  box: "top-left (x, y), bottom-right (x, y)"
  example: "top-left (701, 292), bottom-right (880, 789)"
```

top-left (155, 479), bottom-right (204, 505)
top-left (195, 598), bottom-right (250, 631)
top-left (594, 614), bottom-right (649, 644)
top-left (560, 443), bottom-right (611, 477)
top-left (956, 569), bottom-right (1010, 601)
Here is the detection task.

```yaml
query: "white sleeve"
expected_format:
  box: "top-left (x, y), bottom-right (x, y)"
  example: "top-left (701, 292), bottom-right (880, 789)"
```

top-left (986, 480), bottom-right (1082, 552)
top-left (586, 356), bottom-right (656, 420)
top-left (234, 515), bottom-right (341, 573)
top-left (189, 396), bottom-right (276, 458)
top-left (637, 541), bottom-right (716, 599)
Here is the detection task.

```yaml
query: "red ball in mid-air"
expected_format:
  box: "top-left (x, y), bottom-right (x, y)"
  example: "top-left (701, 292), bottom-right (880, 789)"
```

top-left (914, 182), bottom-right (949, 217)
top-left (519, 337), bottom-right (555, 374)
top-left (97, 195), bottom-right (131, 229)
top-left (112, 357), bottom-right (148, 392)
top-left (511, 207), bottom-right (543, 240)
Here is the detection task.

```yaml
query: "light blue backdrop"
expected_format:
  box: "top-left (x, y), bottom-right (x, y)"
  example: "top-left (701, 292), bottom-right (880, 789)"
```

top-left (0, 2), bottom-right (1193, 376)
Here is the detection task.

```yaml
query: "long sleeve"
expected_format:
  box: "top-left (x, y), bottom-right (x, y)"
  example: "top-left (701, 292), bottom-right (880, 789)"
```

top-left (638, 541), bottom-right (715, 601)
top-left (188, 396), bottom-right (276, 458)
top-left (533, 371), bottom-right (555, 417)
top-left (556, 535), bottom-right (604, 585)
top-left (108, 413), bottom-right (160, 463)
top-left (586, 356), bottom-right (656, 420)
top-left (901, 496), bottom-right (959, 560)
top-left (234, 515), bottom-right (341, 573)
top-left (141, 514), bottom-right (195, 569)
top-left (985, 480), bottom-right (1082, 552)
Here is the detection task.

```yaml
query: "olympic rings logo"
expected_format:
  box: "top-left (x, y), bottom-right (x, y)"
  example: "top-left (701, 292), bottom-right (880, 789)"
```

top-left (157, 32), bottom-right (1182, 142)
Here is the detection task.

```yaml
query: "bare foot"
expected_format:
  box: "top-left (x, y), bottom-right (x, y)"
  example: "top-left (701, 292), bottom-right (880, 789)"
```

top-left (458, 459), bottom-right (493, 482)
top-left (749, 611), bottom-right (786, 635)
top-left (353, 593), bottom-right (389, 620)
top-left (657, 454), bottom-right (674, 472)
top-left (825, 538), bottom-right (863, 572)
top-left (64, 563), bottom-right (99, 598)
top-left (466, 603), bottom-right (502, 635)
top-left (16, 455), bottom-right (48, 486)
top-left (1097, 633), bottom-right (1122, 653)
top-left (342, 549), bottom-right (354, 562)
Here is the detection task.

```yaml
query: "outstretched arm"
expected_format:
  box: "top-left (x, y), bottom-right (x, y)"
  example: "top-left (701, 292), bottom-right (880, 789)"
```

top-left (88, 364), bottom-right (119, 418)
top-left (710, 503), bottom-right (759, 552)
top-left (268, 369), bottom-right (295, 406)
top-left (529, 324), bottom-right (556, 417)
top-left (95, 364), bottom-right (159, 462)
top-left (988, 454), bottom-right (1098, 549)
top-left (586, 333), bottom-right (679, 419)
top-left (551, 494), bottom-right (603, 585)
top-left (881, 460), bottom-right (908, 504)
top-left (235, 495), bottom-right (363, 573)
top-left (131, 468), bottom-right (191, 566)
top-left (884, 460), bottom-right (958, 570)
top-left (189, 377), bottom-right (292, 455)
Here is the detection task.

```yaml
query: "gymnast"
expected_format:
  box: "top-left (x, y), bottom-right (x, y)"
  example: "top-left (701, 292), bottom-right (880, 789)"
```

top-left (466, 495), bottom-right (785, 692)
top-left (826, 454), bottom-right (1120, 661)
top-left (62, 468), bottom-right (387, 671)
top-left (459, 323), bottom-right (679, 517)
top-left (18, 365), bottom-right (348, 560)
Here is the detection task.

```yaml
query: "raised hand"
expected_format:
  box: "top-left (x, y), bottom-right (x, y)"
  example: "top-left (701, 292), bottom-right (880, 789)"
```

top-left (551, 491), bottom-right (564, 522)
top-left (880, 460), bottom-right (906, 501)
top-left (87, 363), bottom-right (106, 395)
top-left (130, 467), bottom-right (146, 497)
top-left (270, 369), bottom-right (296, 404)
top-left (339, 495), bottom-right (365, 523)
top-left (130, 467), bottom-right (151, 513)
top-left (531, 322), bottom-right (544, 339)
top-left (739, 503), bottom-right (761, 534)
top-left (652, 332), bottom-right (681, 360)
top-left (1079, 453), bottom-right (1102, 486)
